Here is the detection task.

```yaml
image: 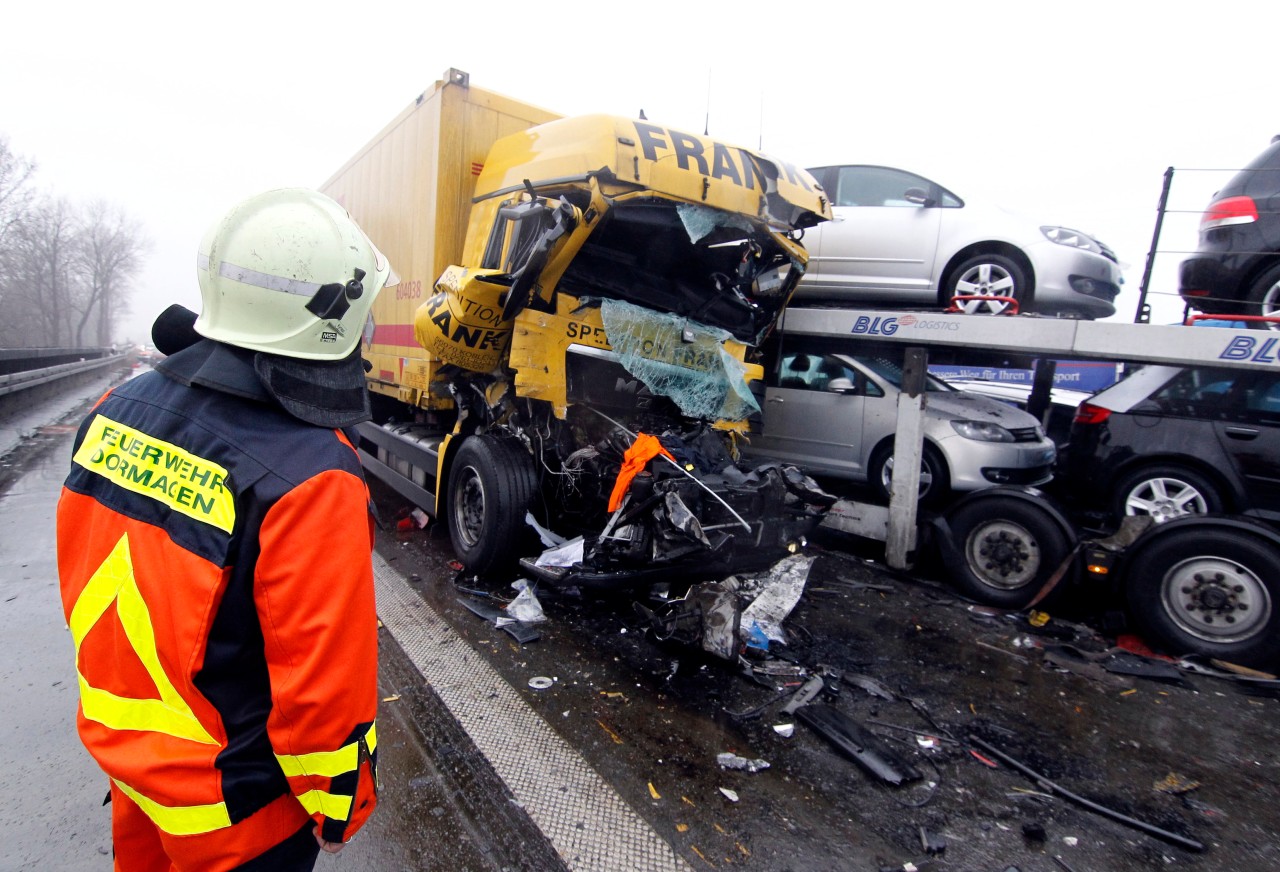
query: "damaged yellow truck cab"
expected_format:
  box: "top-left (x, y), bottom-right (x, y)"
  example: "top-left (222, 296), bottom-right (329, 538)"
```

top-left (324, 70), bottom-right (831, 586)
top-left (418, 113), bottom-right (826, 420)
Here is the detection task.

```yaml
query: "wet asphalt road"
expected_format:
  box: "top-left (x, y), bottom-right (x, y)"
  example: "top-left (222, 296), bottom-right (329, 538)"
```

top-left (6, 373), bottom-right (1280, 871)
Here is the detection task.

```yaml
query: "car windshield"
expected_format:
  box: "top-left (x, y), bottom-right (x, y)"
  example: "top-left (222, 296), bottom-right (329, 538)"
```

top-left (851, 355), bottom-right (954, 392)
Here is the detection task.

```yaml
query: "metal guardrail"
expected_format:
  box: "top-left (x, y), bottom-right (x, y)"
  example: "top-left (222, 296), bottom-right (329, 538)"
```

top-left (0, 353), bottom-right (131, 399)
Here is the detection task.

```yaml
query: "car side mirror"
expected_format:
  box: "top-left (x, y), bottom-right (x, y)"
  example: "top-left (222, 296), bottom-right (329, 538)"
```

top-left (904, 187), bottom-right (937, 208)
top-left (827, 377), bottom-right (857, 394)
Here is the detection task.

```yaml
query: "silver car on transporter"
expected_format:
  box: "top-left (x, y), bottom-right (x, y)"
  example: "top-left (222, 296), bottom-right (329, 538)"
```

top-left (743, 347), bottom-right (1057, 506)
top-left (794, 164), bottom-right (1121, 318)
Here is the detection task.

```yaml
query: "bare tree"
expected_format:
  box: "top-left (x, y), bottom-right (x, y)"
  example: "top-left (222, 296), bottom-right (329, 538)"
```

top-left (2, 197), bottom-right (82, 347)
top-left (74, 200), bottom-right (146, 346)
top-left (0, 137), bottom-right (36, 252)
top-left (0, 137), bottom-right (146, 349)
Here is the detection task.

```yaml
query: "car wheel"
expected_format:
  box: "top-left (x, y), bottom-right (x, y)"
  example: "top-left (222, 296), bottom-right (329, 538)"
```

top-left (944, 494), bottom-right (1073, 608)
top-left (1246, 263), bottom-right (1280, 331)
top-left (1113, 465), bottom-right (1223, 525)
top-left (870, 443), bottom-right (950, 507)
top-left (1125, 529), bottom-right (1280, 667)
top-left (946, 253), bottom-right (1027, 315)
top-left (447, 434), bottom-right (538, 576)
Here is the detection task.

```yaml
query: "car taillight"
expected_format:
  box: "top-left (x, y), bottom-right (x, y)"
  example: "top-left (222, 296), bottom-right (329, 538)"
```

top-left (1201, 195), bottom-right (1258, 231)
top-left (1073, 402), bottom-right (1111, 425)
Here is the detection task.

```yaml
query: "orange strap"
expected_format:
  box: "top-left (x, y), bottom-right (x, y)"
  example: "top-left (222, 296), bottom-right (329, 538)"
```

top-left (607, 433), bottom-right (675, 512)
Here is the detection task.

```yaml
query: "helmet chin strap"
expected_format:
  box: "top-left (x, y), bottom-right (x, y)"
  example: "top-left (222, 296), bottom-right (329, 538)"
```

top-left (305, 268), bottom-right (366, 320)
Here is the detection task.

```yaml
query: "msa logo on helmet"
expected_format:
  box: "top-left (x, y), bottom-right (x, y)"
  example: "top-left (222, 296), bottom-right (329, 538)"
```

top-left (321, 331), bottom-right (339, 343)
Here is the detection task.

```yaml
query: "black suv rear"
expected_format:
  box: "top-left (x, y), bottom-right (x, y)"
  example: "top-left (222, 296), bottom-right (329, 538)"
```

top-left (1062, 363), bottom-right (1280, 526)
top-left (1180, 136), bottom-right (1280, 324)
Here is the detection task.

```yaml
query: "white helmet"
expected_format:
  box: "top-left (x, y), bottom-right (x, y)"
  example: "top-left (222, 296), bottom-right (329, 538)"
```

top-left (195, 188), bottom-right (394, 360)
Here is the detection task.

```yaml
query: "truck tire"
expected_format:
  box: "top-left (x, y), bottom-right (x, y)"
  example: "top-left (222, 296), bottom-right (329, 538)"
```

top-left (1124, 528), bottom-right (1280, 667)
top-left (446, 434), bottom-right (538, 576)
top-left (944, 494), bottom-right (1072, 609)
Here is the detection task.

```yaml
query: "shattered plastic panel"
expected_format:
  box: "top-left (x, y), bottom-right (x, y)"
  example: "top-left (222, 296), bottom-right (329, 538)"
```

top-left (600, 298), bottom-right (760, 421)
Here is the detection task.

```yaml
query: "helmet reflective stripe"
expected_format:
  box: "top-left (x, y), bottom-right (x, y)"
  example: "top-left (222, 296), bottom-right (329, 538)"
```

top-left (197, 253), bottom-right (323, 298)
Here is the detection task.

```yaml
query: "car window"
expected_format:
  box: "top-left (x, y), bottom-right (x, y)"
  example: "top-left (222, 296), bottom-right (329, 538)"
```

top-left (1240, 372), bottom-right (1280, 423)
top-left (835, 167), bottom-right (929, 208)
top-left (773, 350), bottom-right (885, 396)
top-left (854, 354), bottom-right (952, 393)
top-left (1147, 367), bottom-right (1238, 417)
top-left (832, 166), bottom-right (962, 209)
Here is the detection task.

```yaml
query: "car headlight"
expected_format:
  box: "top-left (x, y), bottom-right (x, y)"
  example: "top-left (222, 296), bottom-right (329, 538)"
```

top-left (1041, 225), bottom-right (1103, 255)
top-left (951, 420), bottom-right (1016, 442)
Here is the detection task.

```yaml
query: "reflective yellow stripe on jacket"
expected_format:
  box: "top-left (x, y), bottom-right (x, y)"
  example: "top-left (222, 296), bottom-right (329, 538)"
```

top-left (113, 779), bottom-right (231, 836)
top-left (275, 722), bottom-right (378, 821)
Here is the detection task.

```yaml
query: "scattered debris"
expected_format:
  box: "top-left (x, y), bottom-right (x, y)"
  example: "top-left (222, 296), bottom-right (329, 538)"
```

top-left (1154, 772), bottom-right (1201, 795)
top-left (842, 672), bottom-right (897, 701)
top-left (506, 580), bottom-right (547, 623)
top-left (527, 676), bottom-right (554, 690)
top-left (772, 723), bottom-right (794, 738)
top-left (918, 826), bottom-right (946, 855)
top-left (381, 694), bottom-right (401, 702)
top-left (780, 675), bottom-right (826, 715)
top-left (718, 787), bottom-right (739, 803)
top-left (716, 752), bottom-right (770, 773)
top-left (597, 720), bottom-right (624, 744)
top-left (457, 596), bottom-right (542, 644)
top-left (648, 782), bottom-right (661, 800)
top-left (968, 735), bottom-right (1205, 852)
top-left (797, 704), bottom-right (922, 785)
top-left (969, 750), bottom-right (999, 769)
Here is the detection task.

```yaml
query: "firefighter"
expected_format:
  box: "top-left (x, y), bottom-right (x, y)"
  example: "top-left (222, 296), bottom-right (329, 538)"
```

top-left (56, 188), bottom-right (394, 870)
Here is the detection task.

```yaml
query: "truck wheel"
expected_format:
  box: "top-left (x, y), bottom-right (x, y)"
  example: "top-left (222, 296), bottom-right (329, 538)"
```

top-left (1114, 464), bottom-right (1222, 524)
top-left (447, 434), bottom-right (538, 576)
top-left (870, 443), bottom-right (950, 507)
top-left (1124, 529), bottom-right (1280, 667)
top-left (946, 253), bottom-right (1026, 315)
top-left (945, 495), bottom-right (1072, 608)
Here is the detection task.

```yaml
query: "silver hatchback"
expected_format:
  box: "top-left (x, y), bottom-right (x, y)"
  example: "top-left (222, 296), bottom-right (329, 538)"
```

top-left (744, 350), bottom-right (1056, 504)
top-left (795, 165), bottom-right (1121, 319)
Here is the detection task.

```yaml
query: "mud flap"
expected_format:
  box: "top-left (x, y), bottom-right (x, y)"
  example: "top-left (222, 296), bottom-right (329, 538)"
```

top-left (796, 704), bottom-right (922, 785)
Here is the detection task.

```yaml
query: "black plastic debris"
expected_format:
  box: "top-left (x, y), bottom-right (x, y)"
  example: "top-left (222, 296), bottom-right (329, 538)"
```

top-left (918, 826), bottom-right (946, 855)
top-left (1102, 651), bottom-right (1185, 683)
top-left (456, 597), bottom-right (542, 644)
top-left (796, 704), bottom-right (923, 785)
top-left (969, 734), bottom-right (1205, 852)
top-left (1022, 820), bottom-right (1047, 842)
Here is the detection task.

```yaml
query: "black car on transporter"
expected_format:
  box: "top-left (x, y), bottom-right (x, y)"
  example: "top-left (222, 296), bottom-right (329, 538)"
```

top-left (1061, 363), bottom-right (1280, 527)
top-left (1180, 135), bottom-right (1280, 324)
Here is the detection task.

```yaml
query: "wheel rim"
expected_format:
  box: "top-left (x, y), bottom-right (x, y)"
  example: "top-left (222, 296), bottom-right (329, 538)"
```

top-left (452, 465), bottom-right (486, 547)
top-left (955, 263), bottom-right (1016, 314)
top-left (962, 519), bottom-right (1041, 589)
top-left (881, 455), bottom-right (934, 498)
top-left (1124, 477), bottom-right (1208, 523)
top-left (1161, 556), bottom-right (1272, 644)
top-left (1259, 278), bottom-right (1280, 330)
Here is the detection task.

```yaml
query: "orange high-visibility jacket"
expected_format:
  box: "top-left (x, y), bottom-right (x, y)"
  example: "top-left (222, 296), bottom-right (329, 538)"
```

top-left (56, 341), bottom-right (378, 845)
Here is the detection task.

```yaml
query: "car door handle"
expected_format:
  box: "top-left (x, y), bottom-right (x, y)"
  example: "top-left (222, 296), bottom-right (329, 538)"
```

top-left (1224, 426), bottom-right (1260, 439)
top-left (768, 396), bottom-right (785, 403)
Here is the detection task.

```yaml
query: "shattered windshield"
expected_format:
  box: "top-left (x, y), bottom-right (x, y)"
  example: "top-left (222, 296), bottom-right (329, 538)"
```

top-left (556, 199), bottom-right (801, 345)
top-left (600, 299), bottom-right (760, 421)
